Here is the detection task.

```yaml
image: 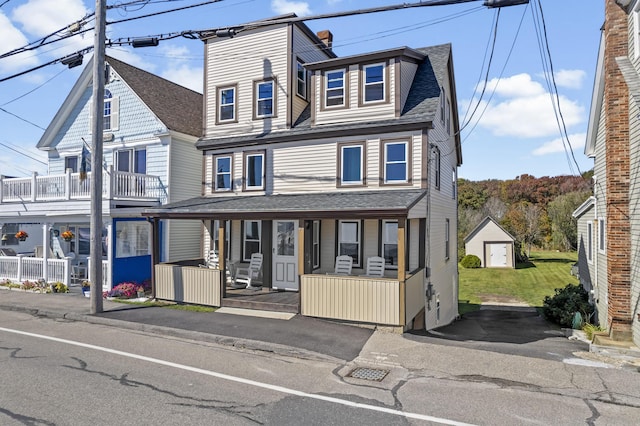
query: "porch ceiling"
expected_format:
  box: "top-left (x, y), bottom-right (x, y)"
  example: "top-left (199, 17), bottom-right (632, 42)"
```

top-left (142, 189), bottom-right (427, 220)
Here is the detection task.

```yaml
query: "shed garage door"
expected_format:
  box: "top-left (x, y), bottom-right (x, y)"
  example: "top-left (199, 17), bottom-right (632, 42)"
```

top-left (488, 243), bottom-right (508, 267)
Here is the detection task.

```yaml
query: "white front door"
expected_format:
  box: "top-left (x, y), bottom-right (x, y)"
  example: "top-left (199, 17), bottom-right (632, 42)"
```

top-left (489, 243), bottom-right (508, 267)
top-left (272, 220), bottom-right (298, 290)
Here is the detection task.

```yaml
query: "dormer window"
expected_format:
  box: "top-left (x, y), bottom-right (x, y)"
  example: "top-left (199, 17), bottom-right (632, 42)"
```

top-left (362, 63), bottom-right (385, 103)
top-left (325, 69), bottom-right (345, 107)
top-left (217, 85), bottom-right (237, 123)
top-left (296, 61), bottom-right (307, 99)
top-left (255, 79), bottom-right (275, 118)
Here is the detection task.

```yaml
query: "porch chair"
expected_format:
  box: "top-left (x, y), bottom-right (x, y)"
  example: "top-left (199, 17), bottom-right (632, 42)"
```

top-left (199, 250), bottom-right (219, 269)
top-left (232, 253), bottom-right (263, 290)
top-left (365, 256), bottom-right (385, 277)
top-left (334, 255), bottom-right (353, 275)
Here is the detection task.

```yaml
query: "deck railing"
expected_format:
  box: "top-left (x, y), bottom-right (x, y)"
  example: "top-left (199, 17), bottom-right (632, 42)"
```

top-left (0, 167), bottom-right (166, 204)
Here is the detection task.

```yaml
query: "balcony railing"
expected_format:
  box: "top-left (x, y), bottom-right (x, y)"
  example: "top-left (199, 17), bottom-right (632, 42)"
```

top-left (0, 166), bottom-right (166, 204)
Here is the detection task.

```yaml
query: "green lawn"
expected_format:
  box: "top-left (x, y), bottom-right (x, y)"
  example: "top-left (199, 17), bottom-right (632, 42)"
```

top-left (459, 251), bottom-right (579, 313)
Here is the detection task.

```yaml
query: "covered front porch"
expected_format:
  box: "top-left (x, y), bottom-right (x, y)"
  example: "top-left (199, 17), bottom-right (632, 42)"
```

top-left (144, 190), bottom-right (429, 331)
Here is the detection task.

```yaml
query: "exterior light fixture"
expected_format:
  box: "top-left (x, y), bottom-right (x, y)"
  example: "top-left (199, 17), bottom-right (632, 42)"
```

top-left (132, 37), bottom-right (159, 48)
top-left (61, 53), bottom-right (84, 68)
top-left (484, 0), bottom-right (529, 7)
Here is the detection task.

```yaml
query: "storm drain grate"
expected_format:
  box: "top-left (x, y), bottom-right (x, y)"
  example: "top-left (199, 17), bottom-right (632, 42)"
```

top-left (347, 367), bottom-right (389, 382)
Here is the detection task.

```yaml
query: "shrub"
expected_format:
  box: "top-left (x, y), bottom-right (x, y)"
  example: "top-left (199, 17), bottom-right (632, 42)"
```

top-left (460, 254), bottom-right (482, 269)
top-left (52, 282), bottom-right (69, 293)
top-left (582, 323), bottom-right (606, 340)
top-left (542, 284), bottom-right (593, 327)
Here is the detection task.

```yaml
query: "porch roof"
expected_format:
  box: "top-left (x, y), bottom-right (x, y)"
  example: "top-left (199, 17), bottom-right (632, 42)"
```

top-left (142, 189), bottom-right (427, 220)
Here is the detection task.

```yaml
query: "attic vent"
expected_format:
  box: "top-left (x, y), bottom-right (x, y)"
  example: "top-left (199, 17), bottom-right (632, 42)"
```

top-left (347, 367), bottom-right (389, 382)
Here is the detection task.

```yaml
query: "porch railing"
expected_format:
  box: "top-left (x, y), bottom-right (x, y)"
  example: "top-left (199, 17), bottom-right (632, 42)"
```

top-left (0, 255), bottom-right (72, 285)
top-left (155, 263), bottom-right (222, 306)
top-left (0, 167), bottom-right (166, 204)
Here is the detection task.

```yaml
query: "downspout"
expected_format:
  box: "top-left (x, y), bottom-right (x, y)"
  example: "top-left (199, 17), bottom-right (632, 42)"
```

top-left (593, 175), bottom-right (599, 306)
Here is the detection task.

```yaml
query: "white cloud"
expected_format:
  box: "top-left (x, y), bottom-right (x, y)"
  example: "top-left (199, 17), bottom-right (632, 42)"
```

top-left (0, 12), bottom-right (39, 73)
top-left (157, 45), bottom-right (203, 93)
top-left (532, 132), bottom-right (586, 156)
top-left (271, 0), bottom-right (311, 16)
top-left (554, 69), bottom-right (586, 89)
top-left (472, 73), bottom-right (585, 138)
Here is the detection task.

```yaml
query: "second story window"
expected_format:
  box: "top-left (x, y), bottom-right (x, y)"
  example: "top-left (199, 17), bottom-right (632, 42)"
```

top-left (214, 155), bottom-right (232, 191)
top-left (439, 87), bottom-right (445, 123)
top-left (255, 79), bottom-right (274, 118)
top-left (218, 86), bottom-right (236, 123)
top-left (363, 63), bottom-right (385, 103)
top-left (434, 146), bottom-right (441, 190)
top-left (65, 156), bottom-right (78, 173)
top-left (103, 89), bottom-right (119, 131)
top-left (296, 61), bottom-right (307, 99)
top-left (339, 143), bottom-right (364, 186)
top-left (325, 69), bottom-right (345, 107)
top-left (116, 148), bottom-right (146, 174)
top-left (383, 141), bottom-right (408, 183)
top-left (244, 151), bottom-right (264, 190)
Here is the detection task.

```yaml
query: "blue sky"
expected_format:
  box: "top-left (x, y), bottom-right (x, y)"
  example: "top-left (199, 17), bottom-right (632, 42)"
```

top-left (0, 0), bottom-right (603, 181)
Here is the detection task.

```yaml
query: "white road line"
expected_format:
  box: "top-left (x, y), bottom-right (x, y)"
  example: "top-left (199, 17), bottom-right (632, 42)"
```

top-left (0, 326), bottom-right (475, 426)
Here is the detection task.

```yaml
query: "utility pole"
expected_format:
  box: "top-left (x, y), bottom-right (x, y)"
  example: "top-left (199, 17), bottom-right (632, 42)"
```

top-left (90, 0), bottom-right (106, 314)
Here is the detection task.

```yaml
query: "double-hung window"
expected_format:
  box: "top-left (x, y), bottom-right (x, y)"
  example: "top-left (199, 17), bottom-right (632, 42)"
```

top-left (598, 218), bottom-right (606, 253)
top-left (103, 89), bottom-right (119, 131)
top-left (338, 220), bottom-right (361, 267)
top-left (363, 63), bottom-right (385, 103)
top-left (340, 144), bottom-right (364, 186)
top-left (242, 220), bottom-right (261, 262)
top-left (383, 141), bottom-right (408, 183)
top-left (244, 151), bottom-right (264, 190)
top-left (439, 87), bottom-right (445, 123)
top-left (587, 221), bottom-right (593, 263)
top-left (218, 86), bottom-right (236, 122)
top-left (382, 220), bottom-right (398, 269)
top-left (312, 220), bottom-right (320, 269)
top-left (445, 219), bottom-right (450, 260)
top-left (255, 79), bottom-right (274, 118)
top-left (214, 155), bottom-right (232, 191)
top-left (296, 61), bottom-right (307, 99)
top-left (325, 69), bottom-right (345, 107)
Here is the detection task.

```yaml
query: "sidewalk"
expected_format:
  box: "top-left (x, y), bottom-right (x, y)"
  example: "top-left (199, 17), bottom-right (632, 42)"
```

top-left (0, 287), bottom-right (372, 362)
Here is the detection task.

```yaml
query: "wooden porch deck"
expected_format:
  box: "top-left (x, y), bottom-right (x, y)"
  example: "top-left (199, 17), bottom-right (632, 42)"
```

top-left (222, 286), bottom-right (299, 313)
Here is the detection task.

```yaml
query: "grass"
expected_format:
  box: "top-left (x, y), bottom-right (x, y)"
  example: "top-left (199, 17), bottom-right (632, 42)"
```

top-left (459, 251), bottom-right (579, 310)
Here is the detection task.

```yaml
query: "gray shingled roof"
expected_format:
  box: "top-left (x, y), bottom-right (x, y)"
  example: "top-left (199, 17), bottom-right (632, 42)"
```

top-left (196, 44), bottom-right (451, 149)
top-left (107, 56), bottom-right (203, 137)
top-left (143, 189), bottom-right (427, 219)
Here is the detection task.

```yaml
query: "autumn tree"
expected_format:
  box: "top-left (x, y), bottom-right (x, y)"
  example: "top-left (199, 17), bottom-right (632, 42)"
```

top-left (547, 191), bottom-right (591, 250)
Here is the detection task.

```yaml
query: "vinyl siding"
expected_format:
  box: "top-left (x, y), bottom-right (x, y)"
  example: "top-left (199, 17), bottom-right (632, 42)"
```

top-left (409, 219), bottom-right (420, 270)
top-left (204, 25), bottom-right (289, 138)
top-left (465, 220), bottom-right (514, 268)
top-left (594, 95), bottom-right (608, 327)
top-left (575, 207), bottom-right (595, 301)
top-left (628, 53), bottom-right (640, 346)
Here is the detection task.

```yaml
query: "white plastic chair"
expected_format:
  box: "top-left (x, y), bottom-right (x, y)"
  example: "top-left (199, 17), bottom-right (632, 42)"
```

top-left (334, 255), bottom-right (353, 275)
top-left (365, 256), bottom-right (385, 277)
top-left (199, 250), bottom-right (219, 269)
top-left (232, 253), bottom-right (263, 289)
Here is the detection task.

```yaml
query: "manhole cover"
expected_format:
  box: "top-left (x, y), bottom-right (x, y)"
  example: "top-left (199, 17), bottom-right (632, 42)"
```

top-left (347, 367), bottom-right (389, 382)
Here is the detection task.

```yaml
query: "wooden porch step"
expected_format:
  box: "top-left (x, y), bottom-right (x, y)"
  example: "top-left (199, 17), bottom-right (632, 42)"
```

top-left (221, 287), bottom-right (299, 314)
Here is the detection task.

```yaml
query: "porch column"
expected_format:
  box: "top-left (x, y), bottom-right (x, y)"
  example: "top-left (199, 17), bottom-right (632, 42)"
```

top-left (150, 218), bottom-right (159, 299)
top-left (42, 222), bottom-right (51, 282)
top-left (31, 172), bottom-right (38, 202)
top-left (219, 220), bottom-right (226, 299)
top-left (397, 219), bottom-right (406, 282)
top-left (298, 220), bottom-right (305, 277)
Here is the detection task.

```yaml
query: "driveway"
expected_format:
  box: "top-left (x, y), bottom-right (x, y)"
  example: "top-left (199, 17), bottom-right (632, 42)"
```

top-left (406, 305), bottom-right (589, 362)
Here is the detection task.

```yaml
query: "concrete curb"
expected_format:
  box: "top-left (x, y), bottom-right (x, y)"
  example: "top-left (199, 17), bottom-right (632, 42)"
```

top-left (0, 303), bottom-right (343, 364)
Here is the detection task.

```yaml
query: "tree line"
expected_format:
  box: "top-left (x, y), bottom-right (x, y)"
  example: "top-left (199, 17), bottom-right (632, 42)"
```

top-left (458, 172), bottom-right (593, 260)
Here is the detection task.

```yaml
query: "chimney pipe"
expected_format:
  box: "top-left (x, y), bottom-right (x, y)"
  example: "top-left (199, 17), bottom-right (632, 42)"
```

top-left (316, 30), bottom-right (333, 49)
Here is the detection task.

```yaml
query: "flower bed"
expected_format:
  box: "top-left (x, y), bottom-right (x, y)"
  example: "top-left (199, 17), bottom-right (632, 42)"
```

top-left (103, 280), bottom-right (151, 299)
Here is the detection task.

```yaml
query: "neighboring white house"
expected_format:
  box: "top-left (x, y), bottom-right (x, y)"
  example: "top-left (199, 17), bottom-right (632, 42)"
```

top-left (0, 56), bottom-right (203, 290)
top-left (144, 15), bottom-right (462, 332)
top-left (464, 216), bottom-right (516, 268)
top-left (575, 0), bottom-right (639, 346)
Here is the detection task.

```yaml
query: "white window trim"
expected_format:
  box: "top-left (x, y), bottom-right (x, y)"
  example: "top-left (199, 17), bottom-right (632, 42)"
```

top-left (383, 141), bottom-right (408, 183)
top-left (340, 144), bottom-right (364, 185)
top-left (362, 62), bottom-right (385, 104)
top-left (338, 220), bottom-right (361, 268)
top-left (587, 221), bottom-right (593, 264)
top-left (597, 217), bottom-right (605, 254)
top-left (255, 80), bottom-right (274, 118)
top-left (218, 86), bottom-right (236, 122)
top-left (325, 68), bottom-right (346, 108)
top-left (242, 220), bottom-right (261, 262)
top-left (439, 87), bottom-right (445, 123)
top-left (214, 155), bottom-right (232, 192)
top-left (245, 152), bottom-right (265, 190)
top-left (296, 61), bottom-right (307, 100)
top-left (452, 168), bottom-right (457, 199)
top-left (382, 220), bottom-right (398, 270)
top-left (445, 218), bottom-right (450, 261)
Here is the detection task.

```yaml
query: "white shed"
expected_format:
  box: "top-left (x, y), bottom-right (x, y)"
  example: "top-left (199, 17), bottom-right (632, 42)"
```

top-left (464, 216), bottom-right (516, 268)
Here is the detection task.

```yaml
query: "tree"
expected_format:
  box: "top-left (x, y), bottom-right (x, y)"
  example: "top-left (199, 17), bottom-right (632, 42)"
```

top-left (547, 191), bottom-right (591, 250)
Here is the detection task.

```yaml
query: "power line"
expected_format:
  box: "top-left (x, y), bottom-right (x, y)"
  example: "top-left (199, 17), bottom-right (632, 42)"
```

top-left (0, 107), bottom-right (46, 130)
top-left (0, 141), bottom-right (48, 165)
top-left (1, 68), bottom-right (67, 106)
